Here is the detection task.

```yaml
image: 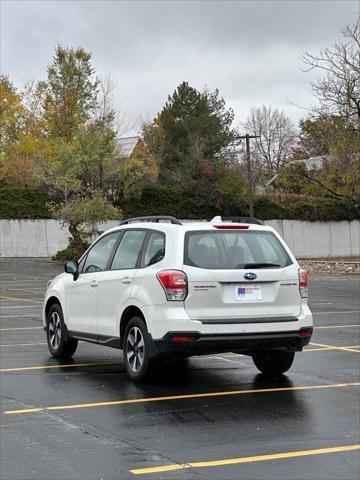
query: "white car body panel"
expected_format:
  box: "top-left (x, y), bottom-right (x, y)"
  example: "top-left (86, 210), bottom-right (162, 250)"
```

top-left (42, 220), bottom-right (313, 347)
top-left (65, 272), bottom-right (98, 333)
top-left (97, 269), bottom-right (137, 337)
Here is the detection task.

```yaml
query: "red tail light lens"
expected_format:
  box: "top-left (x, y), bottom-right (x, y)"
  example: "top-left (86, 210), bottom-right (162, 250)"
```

top-left (156, 270), bottom-right (188, 301)
top-left (299, 268), bottom-right (309, 298)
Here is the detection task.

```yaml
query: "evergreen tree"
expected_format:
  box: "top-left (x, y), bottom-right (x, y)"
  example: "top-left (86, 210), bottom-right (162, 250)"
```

top-left (144, 81), bottom-right (235, 187)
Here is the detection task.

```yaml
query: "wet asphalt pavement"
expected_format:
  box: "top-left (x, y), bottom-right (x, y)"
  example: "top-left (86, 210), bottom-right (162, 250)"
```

top-left (0, 258), bottom-right (359, 480)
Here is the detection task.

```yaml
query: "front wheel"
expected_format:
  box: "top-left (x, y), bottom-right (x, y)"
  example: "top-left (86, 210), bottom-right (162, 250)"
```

top-left (46, 304), bottom-right (78, 358)
top-left (252, 351), bottom-right (295, 376)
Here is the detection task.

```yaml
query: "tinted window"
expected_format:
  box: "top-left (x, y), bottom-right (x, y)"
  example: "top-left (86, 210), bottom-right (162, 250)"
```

top-left (83, 232), bottom-right (119, 273)
top-left (144, 231), bottom-right (165, 266)
top-left (257, 236), bottom-right (285, 264)
top-left (111, 230), bottom-right (146, 270)
top-left (184, 231), bottom-right (291, 269)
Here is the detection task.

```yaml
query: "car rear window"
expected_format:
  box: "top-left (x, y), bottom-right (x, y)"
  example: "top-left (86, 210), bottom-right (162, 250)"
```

top-left (184, 230), bottom-right (292, 269)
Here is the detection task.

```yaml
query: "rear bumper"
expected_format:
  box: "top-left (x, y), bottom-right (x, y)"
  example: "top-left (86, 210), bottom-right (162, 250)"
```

top-left (151, 327), bottom-right (313, 358)
top-left (143, 303), bottom-right (313, 339)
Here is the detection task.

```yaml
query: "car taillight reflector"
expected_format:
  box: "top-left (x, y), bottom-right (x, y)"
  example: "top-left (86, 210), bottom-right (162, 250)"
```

top-left (213, 225), bottom-right (249, 229)
top-left (299, 328), bottom-right (313, 337)
top-left (171, 335), bottom-right (197, 342)
top-left (156, 270), bottom-right (188, 301)
top-left (299, 268), bottom-right (309, 298)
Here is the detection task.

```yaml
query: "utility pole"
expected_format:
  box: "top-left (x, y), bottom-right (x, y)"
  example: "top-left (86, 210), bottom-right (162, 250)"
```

top-left (235, 134), bottom-right (260, 217)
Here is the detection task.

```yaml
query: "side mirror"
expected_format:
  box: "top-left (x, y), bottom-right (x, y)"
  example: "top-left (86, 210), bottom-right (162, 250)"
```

top-left (64, 260), bottom-right (79, 280)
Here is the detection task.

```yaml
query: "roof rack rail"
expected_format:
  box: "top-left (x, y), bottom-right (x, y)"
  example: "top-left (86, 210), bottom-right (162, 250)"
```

top-left (119, 215), bottom-right (183, 226)
top-left (211, 216), bottom-right (264, 225)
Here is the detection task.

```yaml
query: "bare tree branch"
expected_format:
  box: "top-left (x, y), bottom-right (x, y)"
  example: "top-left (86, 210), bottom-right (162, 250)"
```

top-left (243, 105), bottom-right (297, 180)
top-left (301, 18), bottom-right (360, 120)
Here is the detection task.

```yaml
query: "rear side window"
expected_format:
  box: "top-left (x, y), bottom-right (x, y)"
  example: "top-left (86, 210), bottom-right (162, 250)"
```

top-left (143, 231), bottom-right (165, 266)
top-left (184, 230), bottom-right (292, 269)
top-left (111, 230), bottom-right (146, 270)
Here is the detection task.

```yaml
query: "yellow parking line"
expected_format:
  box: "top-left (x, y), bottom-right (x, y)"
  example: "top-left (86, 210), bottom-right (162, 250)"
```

top-left (310, 342), bottom-right (360, 353)
top-left (305, 347), bottom-right (334, 351)
top-left (0, 295), bottom-right (43, 305)
top-left (315, 324), bottom-right (359, 329)
top-left (129, 444), bottom-right (360, 475)
top-left (305, 345), bottom-right (360, 352)
top-left (4, 382), bottom-right (359, 415)
top-left (0, 326), bottom-right (43, 331)
top-left (0, 361), bottom-right (118, 373)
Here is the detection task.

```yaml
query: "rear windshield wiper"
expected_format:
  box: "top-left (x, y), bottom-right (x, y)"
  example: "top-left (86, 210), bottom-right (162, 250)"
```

top-left (242, 263), bottom-right (282, 269)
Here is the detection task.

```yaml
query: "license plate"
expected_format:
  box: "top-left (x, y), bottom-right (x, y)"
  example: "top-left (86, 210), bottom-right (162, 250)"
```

top-left (235, 285), bottom-right (262, 301)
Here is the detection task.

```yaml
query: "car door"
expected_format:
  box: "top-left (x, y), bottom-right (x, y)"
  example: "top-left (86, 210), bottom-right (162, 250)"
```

top-left (97, 229), bottom-right (147, 338)
top-left (65, 231), bottom-right (120, 335)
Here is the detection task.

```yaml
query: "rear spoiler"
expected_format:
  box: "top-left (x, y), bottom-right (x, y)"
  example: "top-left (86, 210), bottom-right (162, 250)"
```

top-left (211, 216), bottom-right (264, 225)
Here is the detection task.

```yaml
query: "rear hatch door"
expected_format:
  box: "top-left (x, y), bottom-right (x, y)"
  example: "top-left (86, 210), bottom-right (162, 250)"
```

top-left (183, 229), bottom-right (301, 323)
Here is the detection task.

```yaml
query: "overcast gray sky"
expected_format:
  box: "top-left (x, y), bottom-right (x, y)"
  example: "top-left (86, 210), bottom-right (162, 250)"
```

top-left (1, 0), bottom-right (358, 133)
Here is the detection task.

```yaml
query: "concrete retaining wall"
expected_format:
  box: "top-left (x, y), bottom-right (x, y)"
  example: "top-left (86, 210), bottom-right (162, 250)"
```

top-left (0, 219), bottom-right (359, 258)
top-left (265, 220), bottom-right (359, 258)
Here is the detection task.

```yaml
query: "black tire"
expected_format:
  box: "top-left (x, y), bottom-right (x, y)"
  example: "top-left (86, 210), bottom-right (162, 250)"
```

top-left (252, 350), bottom-right (295, 376)
top-left (123, 316), bottom-right (154, 382)
top-left (46, 303), bottom-right (78, 358)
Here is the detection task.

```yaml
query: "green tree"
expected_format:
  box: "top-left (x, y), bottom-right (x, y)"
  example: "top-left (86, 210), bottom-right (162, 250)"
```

top-left (278, 20), bottom-right (360, 202)
top-left (0, 76), bottom-right (25, 147)
top-left (50, 192), bottom-right (121, 255)
top-left (70, 122), bottom-right (157, 205)
top-left (292, 115), bottom-right (360, 200)
top-left (213, 165), bottom-right (247, 212)
top-left (32, 45), bottom-right (158, 253)
top-left (43, 45), bottom-right (99, 140)
top-left (33, 138), bottom-right (81, 202)
top-left (143, 81), bottom-right (235, 188)
top-left (0, 76), bottom-right (41, 185)
top-left (274, 162), bottom-right (321, 196)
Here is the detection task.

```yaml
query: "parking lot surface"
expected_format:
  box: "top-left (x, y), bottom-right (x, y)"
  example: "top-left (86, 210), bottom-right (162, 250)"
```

top-left (0, 258), bottom-right (359, 480)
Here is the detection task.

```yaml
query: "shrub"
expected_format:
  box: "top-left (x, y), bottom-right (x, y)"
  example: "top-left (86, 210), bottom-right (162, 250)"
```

top-left (52, 237), bottom-right (90, 262)
top-left (0, 186), bottom-right (53, 218)
top-left (255, 194), bottom-right (359, 221)
top-left (254, 196), bottom-right (286, 220)
top-left (121, 184), bottom-right (247, 220)
top-left (1, 184), bottom-right (358, 223)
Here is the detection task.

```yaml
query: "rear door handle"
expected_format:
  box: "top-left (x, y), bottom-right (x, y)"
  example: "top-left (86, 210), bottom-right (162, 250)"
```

top-left (122, 277), bottom-right (132, 285)
top-left (90, 281), bottom-right (98, 288)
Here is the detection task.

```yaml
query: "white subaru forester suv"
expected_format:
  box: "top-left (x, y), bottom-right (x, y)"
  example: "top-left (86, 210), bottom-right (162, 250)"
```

top-left (43, 215), bottom-right (313, 381)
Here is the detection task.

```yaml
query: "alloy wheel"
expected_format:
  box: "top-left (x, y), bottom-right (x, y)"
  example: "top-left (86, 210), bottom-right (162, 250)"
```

top-left (126, 326), bottom-right (145, 372)
top-left (48, 311), bottom-right (62, 350)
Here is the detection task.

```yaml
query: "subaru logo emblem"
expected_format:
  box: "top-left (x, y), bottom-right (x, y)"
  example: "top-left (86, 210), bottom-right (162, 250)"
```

top-left (244, 272), bottom-right (257, 281)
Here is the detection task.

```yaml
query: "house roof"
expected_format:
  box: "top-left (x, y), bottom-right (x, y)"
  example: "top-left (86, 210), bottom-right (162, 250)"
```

top-left (300, 155), bottom-right (328, 171)
top-left (118, 136), bottom-right (141, 157)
